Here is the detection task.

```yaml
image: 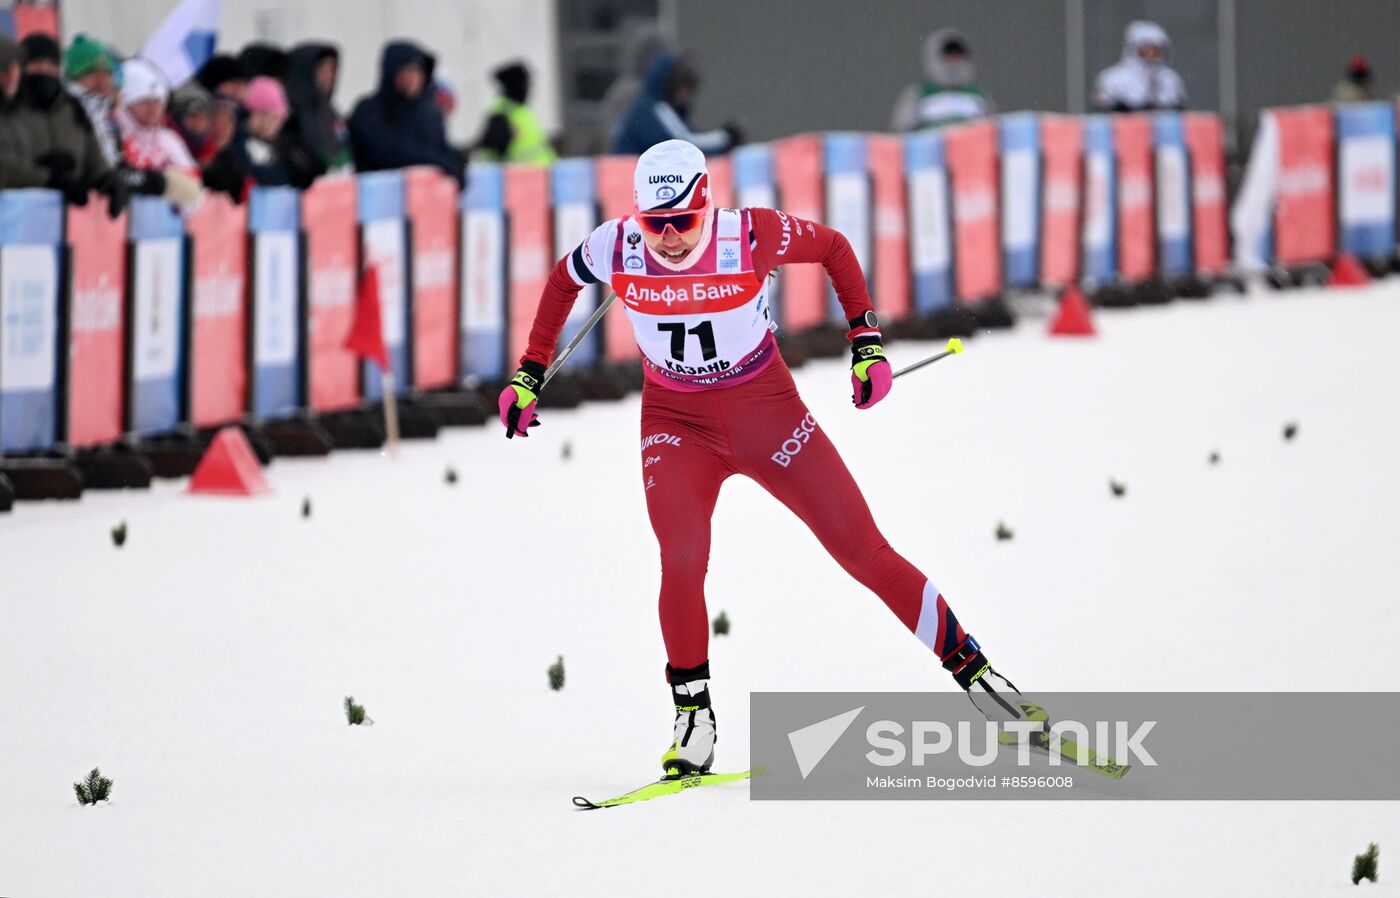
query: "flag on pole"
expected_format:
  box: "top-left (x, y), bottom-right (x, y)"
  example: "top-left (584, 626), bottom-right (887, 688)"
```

top-left (345, 263), bottom-right (390, 371)
top-left (139, 0), bottom-right (221, 88)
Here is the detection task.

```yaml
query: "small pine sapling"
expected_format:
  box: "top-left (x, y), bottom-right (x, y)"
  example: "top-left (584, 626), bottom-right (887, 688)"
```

top-left (713, 610), bottom-right (730, 636)
top-left (548, 655), bottom-right (565, 691)
top-left (73, 767), bottom-right (113, 805)
top-left (344, 696), bottom-right (368, 725)
top-left (1352, 842), bottom-right (1379, 885)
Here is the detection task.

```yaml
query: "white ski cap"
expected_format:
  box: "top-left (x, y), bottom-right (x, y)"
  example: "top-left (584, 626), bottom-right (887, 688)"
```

top-left (634, 139), bottom-right (710, 212)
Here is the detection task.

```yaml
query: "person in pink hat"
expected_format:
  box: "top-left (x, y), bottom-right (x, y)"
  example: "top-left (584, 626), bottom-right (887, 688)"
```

top-left (202, 74), bottom-right (321, 200)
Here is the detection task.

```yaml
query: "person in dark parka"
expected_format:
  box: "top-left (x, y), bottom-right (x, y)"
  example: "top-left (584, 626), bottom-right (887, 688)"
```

top-left (348, 40), bottom-right (463, 183)
top-left (284, 42), bottom-right (350, 171)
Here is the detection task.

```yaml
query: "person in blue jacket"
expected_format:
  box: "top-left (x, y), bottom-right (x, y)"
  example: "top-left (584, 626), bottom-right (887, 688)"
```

top-left (611, 53), bottom-right (741, 156)
top-left (348, 40), bottom-right (464, 183)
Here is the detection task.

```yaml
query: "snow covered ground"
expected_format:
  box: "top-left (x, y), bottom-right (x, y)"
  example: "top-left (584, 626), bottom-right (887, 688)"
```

top-left (3, 284), bottom-right (1398, 896)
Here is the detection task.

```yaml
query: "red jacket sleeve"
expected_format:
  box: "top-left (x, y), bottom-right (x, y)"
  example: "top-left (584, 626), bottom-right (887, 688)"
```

top-left (520, 255), bottom-right (584, 369)
top-left (748, 207), bottom-right (877, 339)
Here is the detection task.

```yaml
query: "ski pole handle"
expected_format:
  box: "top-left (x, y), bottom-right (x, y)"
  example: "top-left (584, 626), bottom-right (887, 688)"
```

top-left (891, 338), bottom-right (964, 380)
top-left (543, 291), bottom-right (618, 387)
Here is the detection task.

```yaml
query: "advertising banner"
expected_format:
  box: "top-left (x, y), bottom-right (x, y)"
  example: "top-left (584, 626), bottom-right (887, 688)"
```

top-left (551, 158), bottom-right (600, 370)
top-left (595, 154), bottom-right (641, 364)
top-left (1114, 114), bottom-right (1156, 283)
top-left (1273, 105), bottom-right (1335, 266)
top-left (824, 133), bottom-right (872, 321)
top-left (186, 192), bottom-right (248, 428)
top-left (249, 187), bottom-right (301, 418)
top-left (1336, 103), bottom-right (1396, 259)
top-left (773, 134), bottom-right (826, 329)
top-left (1184, 114), bottom-right (1229, 276)
top-left (65, 195), bottom-right (128, 447)
top-left (406, 166), bottom-right (459, 390)
top-left (1081, 116), bottom-right (1117, 283)
top-left (944, 120), bottom-right (1001, 303)
top-left (358, 172), bottom-right (409, 400)
top-left (302, 176), bottom-right (359, 411)
top-left (1039, 115), bottom-right (1083, 288)
top-left (460, 165), bottom-right (507, 381)
top-left (127, 196), bottom-right (186, 435)
top-left (905, 130), bottom-right (953, 314)
top-left (1153, 114), bottom-right (1192, 278)
top-left (1000, 113), bottom-right (1041, 289)
top-left (0, 190), bottom-right (62, 452)
top-left (867, 135), bottom-right (910, 322)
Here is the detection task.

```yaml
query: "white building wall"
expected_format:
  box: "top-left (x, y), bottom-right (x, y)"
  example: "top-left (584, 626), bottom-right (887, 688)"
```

top-left (59, 0), bottom-right (561, 143)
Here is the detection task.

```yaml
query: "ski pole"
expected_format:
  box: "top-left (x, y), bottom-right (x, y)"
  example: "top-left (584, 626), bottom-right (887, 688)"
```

top-left (891, 337), bottom-right (964, 380)
top-left (543, 291), bottom-right (619, 387)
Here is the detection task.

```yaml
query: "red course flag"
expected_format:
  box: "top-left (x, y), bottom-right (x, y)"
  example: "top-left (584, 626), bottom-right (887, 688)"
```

top-left (344, 263), bottom-right (390, 371)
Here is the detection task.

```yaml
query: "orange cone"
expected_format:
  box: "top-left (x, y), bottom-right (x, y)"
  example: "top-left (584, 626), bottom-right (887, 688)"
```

top-left (188, 427), bottom-right (271, 496)
top-left (1329, 253), bottom-right (1369, 288)
top-left (1048, 285), bottom-right (1097, 336)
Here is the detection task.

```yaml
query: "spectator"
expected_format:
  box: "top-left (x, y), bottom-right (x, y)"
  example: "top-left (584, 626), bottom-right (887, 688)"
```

top-left (114, 58), bottom-right (203, 209)
top-left (238, 43), bottom-right (290, 82)
top-left (284, 42), bottom-right (350, 172)
top-left (1332, 55), bottom-right (1374, 103)
top-left (194, 54), bottom-right (248, 104)
top-left (348, 41), bottom-right (463, 182)
top-left (600, 24), bottom-right (671, 152)
top-left (63, 34), bottom-right (121, 166)
top-left (1093, 20), bottom-right (1186, 112)
top-left (170, 82), bottom-right (218, 163)
top-left (475, 60), bottom-right (556, 165)
top-left (203, 76), bottom-right (321, 200)
top-left (1, 34), bottom-right (21, 103)
top-left (0, 33), bottom-right (110, 199)
top-left (890, 29), bottom-right (992, 131)
top-left (611, 53), bottom-right (739, 156)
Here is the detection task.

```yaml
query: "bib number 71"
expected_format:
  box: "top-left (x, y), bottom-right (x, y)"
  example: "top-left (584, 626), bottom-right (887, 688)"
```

top-left (657, 321), bottom-right (717, 362)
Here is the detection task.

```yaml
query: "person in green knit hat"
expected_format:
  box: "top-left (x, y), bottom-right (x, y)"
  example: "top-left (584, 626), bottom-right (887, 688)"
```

top-left (475, 60), bottom-right (556, 165)
top-left (64, 33), bottom-right (121, 165)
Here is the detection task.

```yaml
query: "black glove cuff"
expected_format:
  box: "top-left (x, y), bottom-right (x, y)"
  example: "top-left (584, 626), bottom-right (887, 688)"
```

top-left (513, 360), bottom-right (546, 393)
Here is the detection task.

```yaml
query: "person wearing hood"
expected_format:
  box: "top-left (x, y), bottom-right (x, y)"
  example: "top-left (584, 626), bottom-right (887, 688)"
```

top-left (349, 40), bottom-right (463, 183)
top-left (610, 52), bottom-right (740, 156)
top-left (194, 54), bottom-right (249, 105)
top-left (1093, 20), bottom-right (1186, 112)
top-left (63, 34), bottom-right (121, 166)
top-left (0, 33), bottom-right (110, 197)
top-left (890, 28), bottom-right (992, 131)
top-left (203, 76), bottom-right (323, 201)
top-left (114, 58), bottom-right (204, 210)
top-left (475, 60), bottom-right (556, 165)
top-left (600, 24), bottom-right (671, 153)
top-left (284, 42), bottom-right (350, 171)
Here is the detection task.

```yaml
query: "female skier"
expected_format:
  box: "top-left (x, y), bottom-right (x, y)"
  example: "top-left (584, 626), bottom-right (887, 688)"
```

top-left (500, 139), bottom-right (1025, 776)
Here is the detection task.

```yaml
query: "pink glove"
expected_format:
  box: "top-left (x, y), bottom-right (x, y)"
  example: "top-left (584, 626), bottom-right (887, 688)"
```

top-left (851, 338), bottom-right (892, 409)
top-left (498, 364), bottom-right (543, 438)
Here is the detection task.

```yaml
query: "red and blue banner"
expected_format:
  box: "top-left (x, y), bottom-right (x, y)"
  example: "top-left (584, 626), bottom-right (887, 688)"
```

top-left (504, 165), bottom-right (551, 370)
top-left (773, 134), bottom-right (827, 329)
top-left (406, 166), bottom-right (459, 390)
top-left (358, 171), bottom-right (409, 399)
top-left (65, 195), bottom-right (128, 447)
top-left (904, 129), bottom-right (953, 313)
top-left (302, 175), bottom-right (359, 411)
top-left (1039, 115), bottom-right (1083, 288)
top-left (867, 135), bottom-right (910, 322)
top-left (824, 133), bottom-right (871, 321)
top-left (1185, 114), bottom-right (1228, 276)
top-left (249, 187), bottom-right (302, 418)
top-left (1153, 114), bottom-right (1193, 278)
top-left (186, 192), bottom-right (248, 428)
top-left (1081, 116), bottom-right (1117, 284)
top-left (460, 165), bottom-right (507, 381)
top-left (1273, 105), bottom-right (1335, 266)
top-left (999, 113), bottom-right (1041, 289)
top-left (733, 144), bottom-right (778, 320)
top-left (0, 190), bottom-right (62, 452)
top-left (944, 119), bottom-right (1001, 303)
top-left (551, 158), bottom-right (600, 371)
top-left (126, 196), bottom-right (186, 435)
top-left (1336, 102), bottom-right (1396, 259)
top-left (1114, 115), bottom-right (1156, 283)
top-left (595, 155), bottom-right (640, 364)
